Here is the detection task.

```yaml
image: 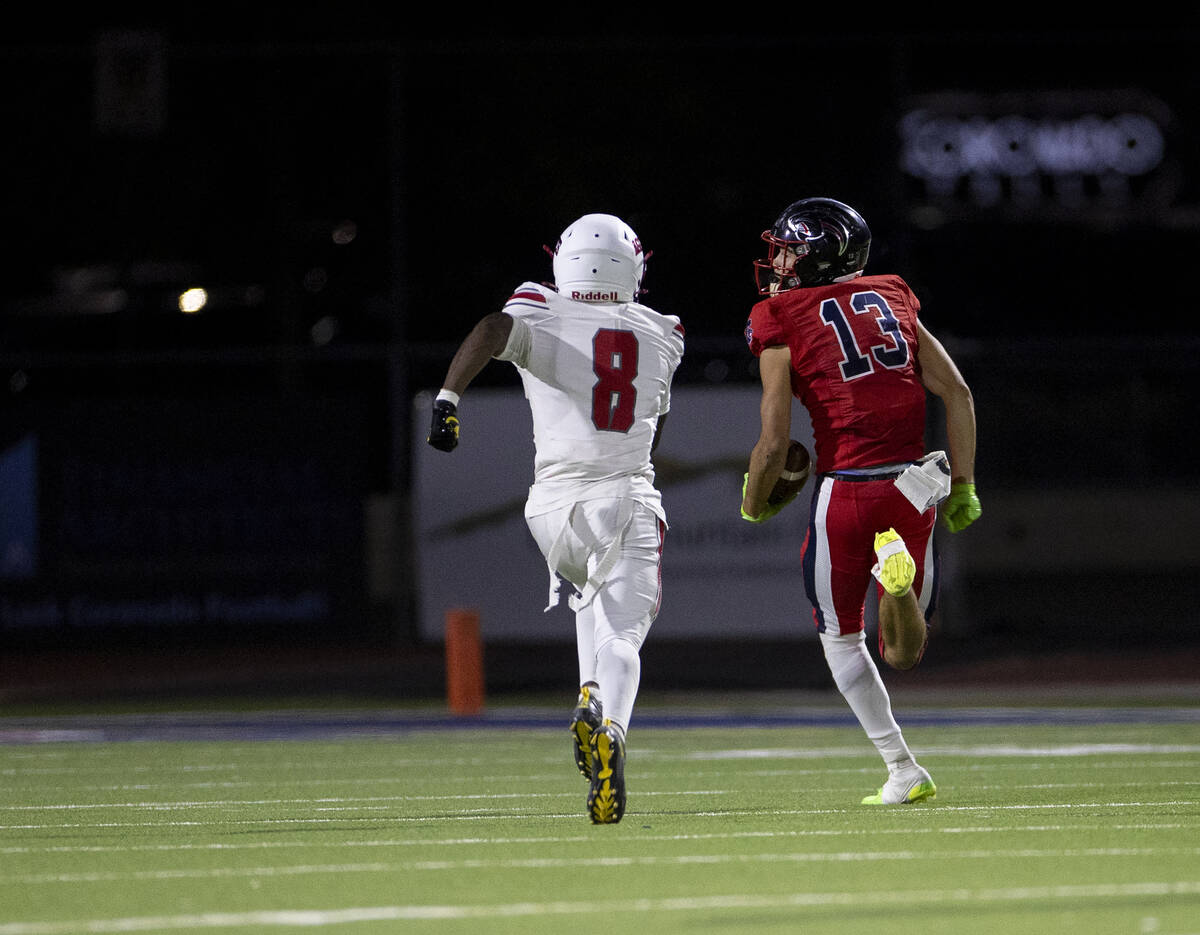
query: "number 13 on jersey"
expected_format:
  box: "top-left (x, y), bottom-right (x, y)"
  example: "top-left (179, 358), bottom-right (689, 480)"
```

top-left (820, 290), bottom-right (910, 382)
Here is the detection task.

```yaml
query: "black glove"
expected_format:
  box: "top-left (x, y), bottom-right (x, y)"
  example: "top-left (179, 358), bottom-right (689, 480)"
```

top-left (427, 399), bottom-right (460, 452)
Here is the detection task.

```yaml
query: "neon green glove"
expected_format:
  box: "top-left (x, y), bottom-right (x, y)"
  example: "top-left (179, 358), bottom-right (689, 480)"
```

top-left (740, 473), bottom-right (790, 523)
top-left (943, 481), bottom-right (981, 532)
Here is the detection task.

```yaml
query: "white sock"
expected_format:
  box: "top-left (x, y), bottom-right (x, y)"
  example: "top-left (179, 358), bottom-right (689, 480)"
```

top-left (820, 631), bottom-right (914, 767)
top-left (576, 612), bottom-right (596, 688)
top-left (595, 636), bottom-right (640, 736)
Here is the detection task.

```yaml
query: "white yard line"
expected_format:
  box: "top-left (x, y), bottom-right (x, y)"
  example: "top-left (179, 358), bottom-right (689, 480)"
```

top-left (1, 820), bottom-right (1196, 856)
top-left (1, 800), bottom-right (1197, 832)
top-left (0, 790), bottom-right (729, 812)
top-left (691, 744), bottom-right (1200, 759)
top-left (7, 846), bottom-right (1200, 885)
top-left (0, 787), bottom-right (724, 816)
top-left (1, 882), bottom-right (1199, 932)
top-left (4, 760), bottom-right (1199, 794)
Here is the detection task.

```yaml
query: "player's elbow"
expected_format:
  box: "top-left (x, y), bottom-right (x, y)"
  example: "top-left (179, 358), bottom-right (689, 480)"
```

top-left (936, 374), bottom-right (974, 415)
top-left (476, 312), bottom-right (513, 346)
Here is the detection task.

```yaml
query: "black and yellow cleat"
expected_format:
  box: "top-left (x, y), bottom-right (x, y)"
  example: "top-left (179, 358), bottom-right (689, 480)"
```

top-left (569, 687), bottom-right (603, 780)
top-left (587, 719), bottom-right (627, 824)
top-left (427, 399), bottom-right (460, 452)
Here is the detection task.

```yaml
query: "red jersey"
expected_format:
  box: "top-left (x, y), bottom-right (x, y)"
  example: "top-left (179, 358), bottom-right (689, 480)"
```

top-left (745, 273), bottom-right (927, 474)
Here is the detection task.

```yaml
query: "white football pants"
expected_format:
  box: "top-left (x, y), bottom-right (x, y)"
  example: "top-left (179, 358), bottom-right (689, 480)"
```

top-left (526, 497), bottom-right (665, 733)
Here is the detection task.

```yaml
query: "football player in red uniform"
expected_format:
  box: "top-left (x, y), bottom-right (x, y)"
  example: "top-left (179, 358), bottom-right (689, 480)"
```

top-left (741, 197), bottom-right (981, 804)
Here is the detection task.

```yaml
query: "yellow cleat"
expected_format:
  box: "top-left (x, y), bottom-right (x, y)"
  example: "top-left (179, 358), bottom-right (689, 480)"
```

top-left (569, 686), bottom-right (603, 780)
top-left (872, 528), bottom-right (915, 597)
top-left (587, 719), bottom-right (627, 824)
top-left (862, 765), bottom-right (937, 805)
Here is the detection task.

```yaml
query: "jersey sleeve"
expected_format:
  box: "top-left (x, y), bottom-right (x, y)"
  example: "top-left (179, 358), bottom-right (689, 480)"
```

top-left (503, 281), bottom-right (554, 315)
top-left (496, 282), bottom-right (553, 367)
top-left (495, 314), bottom-right (532, 367)
top-left (892, 276), bottom-right (921, 320)
top-left (659, 315), bottom-right (686, 415)
top-left (744, 300), bottom-right (786, 357)
top-left (665, 315), bottom-right (686, 370)
top-left (894, 276), bottom-right (923, 375)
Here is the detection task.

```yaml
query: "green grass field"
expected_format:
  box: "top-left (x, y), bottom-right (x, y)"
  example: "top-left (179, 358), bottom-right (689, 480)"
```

top-left (2, 693), bottom-right (1198, 934)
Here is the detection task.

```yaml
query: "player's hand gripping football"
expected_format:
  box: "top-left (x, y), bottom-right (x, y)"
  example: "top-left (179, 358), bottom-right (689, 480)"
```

top-left (942, 481), bottom-right (981, 532)
top-left (740, 473), bottom-right (793, 523)
top-left (740, 440), bottom-right (809, 523)
top-left (427, 399), bottom-right (460, 452)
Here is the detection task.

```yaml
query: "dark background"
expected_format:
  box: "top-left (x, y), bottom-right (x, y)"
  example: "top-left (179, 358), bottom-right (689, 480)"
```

top-left (2, 18), bottom-right (1198, 700)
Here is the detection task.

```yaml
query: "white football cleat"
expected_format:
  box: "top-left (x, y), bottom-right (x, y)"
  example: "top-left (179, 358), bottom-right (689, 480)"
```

top-left (862, 762), bottom-right (937, 805)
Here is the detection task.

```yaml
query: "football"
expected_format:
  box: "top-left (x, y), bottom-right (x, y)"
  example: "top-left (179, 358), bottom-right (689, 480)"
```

top-left (768, 440), bottom-right (812, 505)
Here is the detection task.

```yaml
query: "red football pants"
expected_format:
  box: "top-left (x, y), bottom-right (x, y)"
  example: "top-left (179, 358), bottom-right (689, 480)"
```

top-left (801, 474), bottom-right (939, 646)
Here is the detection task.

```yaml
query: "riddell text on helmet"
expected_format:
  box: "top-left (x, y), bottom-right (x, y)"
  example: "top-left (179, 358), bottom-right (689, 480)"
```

top-left (571, 290), bottom-right (619, 301)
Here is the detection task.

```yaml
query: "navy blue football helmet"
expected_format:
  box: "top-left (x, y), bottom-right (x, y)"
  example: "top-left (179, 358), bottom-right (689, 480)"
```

top-left (753, 197), bottom-right (871, 294)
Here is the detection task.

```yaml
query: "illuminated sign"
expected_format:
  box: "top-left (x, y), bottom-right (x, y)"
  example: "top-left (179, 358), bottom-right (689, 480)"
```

top-left (897, 91), bottom-right (1177, 222)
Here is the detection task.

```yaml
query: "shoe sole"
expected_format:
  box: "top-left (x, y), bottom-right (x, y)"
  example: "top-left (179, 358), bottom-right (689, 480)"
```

top-left (570, 688), bottom-right (602, 780)
top-left (862, 779), bottom-right (937, 805)
top-left (587, 730), bottom-right (626, 824)
top-left (571, 715), bottom-right (598, 779)
top-left (881, 557), bottom-right (915, 596)
top-left (874, 529), bottom-right (916, 597)
top-left (903, 780), bottom-right (937, 803)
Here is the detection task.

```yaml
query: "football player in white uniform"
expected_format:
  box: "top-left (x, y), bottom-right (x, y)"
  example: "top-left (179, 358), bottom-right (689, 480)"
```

top-left (428, 213), bottom-right (685, 823)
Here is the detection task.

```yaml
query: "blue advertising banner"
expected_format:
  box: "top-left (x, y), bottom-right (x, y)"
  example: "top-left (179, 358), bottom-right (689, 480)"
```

top-left (0, 435), bottom-right (38, 579)
top-left (0, 391), bottom-right (372, 645)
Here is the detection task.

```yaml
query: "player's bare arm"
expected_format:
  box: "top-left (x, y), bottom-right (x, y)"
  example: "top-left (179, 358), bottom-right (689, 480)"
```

top-left (915, 321), bottom-right (976, 485)
top-left (428, 312), bottom-right (516, 452)
top-left (743, 345), bottom-right (793, 518)
top-left (442, 312), bottom-right (515, 396)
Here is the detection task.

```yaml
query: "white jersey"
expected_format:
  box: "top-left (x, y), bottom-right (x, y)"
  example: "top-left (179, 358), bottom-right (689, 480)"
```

top-left (495, 281), bottom-right (685, 519)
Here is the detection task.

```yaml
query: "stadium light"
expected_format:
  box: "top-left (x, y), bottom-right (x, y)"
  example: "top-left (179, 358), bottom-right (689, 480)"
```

top-left (177, 287), bottom-right (208, 314)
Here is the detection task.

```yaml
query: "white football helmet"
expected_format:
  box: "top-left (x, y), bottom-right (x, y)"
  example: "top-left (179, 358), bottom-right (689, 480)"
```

top-left (551, 213), bottom-right (646, 303)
